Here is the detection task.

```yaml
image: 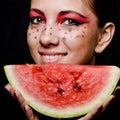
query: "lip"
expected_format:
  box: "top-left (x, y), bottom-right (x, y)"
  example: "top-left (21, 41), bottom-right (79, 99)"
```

top-left (39, 52), bottom-right (67, 64)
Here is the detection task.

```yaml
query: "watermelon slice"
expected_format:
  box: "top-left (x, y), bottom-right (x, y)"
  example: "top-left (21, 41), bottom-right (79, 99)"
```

top-left (4, 63), bottom-right (120, 119)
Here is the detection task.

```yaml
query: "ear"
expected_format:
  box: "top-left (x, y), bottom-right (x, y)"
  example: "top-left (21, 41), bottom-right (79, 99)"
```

top-left (95, 22), bottom-right (115, 53)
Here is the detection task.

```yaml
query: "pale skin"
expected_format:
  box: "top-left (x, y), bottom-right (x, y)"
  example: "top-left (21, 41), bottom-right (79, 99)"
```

top-left (27, 0), bottom-right (113, 65)
top-left (5, 0), bottom-right (120, 120)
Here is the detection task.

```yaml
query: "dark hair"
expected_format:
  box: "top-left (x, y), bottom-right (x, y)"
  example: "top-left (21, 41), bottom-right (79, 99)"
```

top-left (29, 0), bottom-right (120, 66)
top-left (94, 0), bottom-right (120, 66)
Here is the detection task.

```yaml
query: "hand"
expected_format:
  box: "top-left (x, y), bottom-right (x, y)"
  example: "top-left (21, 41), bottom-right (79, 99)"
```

top-left (79, 86), bottom-right (120, 120)
top-left (4, 84), bottom-right (120, 120)
top-left (5, 84), bottom-right (40, 120)
top-left (78, 95), bottom-right (114, 120)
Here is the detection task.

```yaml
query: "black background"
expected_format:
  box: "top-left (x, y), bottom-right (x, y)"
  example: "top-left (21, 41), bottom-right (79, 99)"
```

top-left (0, 0), bottom-right (120, 120)
top-left (0, 1), bottom-right (32, 120)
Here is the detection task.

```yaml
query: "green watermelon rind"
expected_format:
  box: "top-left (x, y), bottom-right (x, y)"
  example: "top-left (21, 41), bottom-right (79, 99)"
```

top-left (4, 65), bottom-right (120, 118)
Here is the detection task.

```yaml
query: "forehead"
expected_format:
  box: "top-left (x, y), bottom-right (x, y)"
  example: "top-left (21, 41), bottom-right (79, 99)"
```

top-left (30, 0), bottom-right (98, 25)
top-left (31, 0), bottom-right (93, 14)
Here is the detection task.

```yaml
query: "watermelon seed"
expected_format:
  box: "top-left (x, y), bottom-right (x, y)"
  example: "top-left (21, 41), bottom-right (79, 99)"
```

top-left (57, 87), bottom-right (65, 95)
top-left (73, 83), bottom-right (81, 91)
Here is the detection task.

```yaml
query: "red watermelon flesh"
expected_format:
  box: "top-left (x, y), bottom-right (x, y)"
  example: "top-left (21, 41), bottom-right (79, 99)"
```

top-left (4, 63), bottom-right (120, 118)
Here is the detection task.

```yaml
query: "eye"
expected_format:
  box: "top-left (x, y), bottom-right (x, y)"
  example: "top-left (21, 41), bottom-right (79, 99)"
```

top-left (62, 18), bottom-right (82, 26)
top-left (30, 17), bottom-right (44, 25)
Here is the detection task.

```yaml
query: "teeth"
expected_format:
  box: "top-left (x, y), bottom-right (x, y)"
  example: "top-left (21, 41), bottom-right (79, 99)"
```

top-left (42, 55), bottom-right (63, 63)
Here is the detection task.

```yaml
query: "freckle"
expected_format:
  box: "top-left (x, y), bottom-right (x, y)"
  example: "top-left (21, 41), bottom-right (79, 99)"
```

top-left (59, 29), bottom-right (61, 31)
top-left (34, 36), bottom-right (37, 39)
top-left (50, 32), bottom-right (52, 35)
top-left (36, 29), bottom-right (39, 32)
top-left (64, 32), bottom-right (67, 34)
top-left (62, 37), bottom-right (66, 41)
top-left (82, 34), bottom-right (84, 38)
top-left (50, 27), bottom-right (52, 30)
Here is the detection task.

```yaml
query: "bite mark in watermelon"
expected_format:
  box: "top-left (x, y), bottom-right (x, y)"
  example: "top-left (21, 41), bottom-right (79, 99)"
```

top-left (4, 63), bottom-right (120, 118)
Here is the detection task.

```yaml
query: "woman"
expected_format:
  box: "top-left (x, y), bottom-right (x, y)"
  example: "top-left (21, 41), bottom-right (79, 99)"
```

top-left (5, 0), bottom-right (120, 119)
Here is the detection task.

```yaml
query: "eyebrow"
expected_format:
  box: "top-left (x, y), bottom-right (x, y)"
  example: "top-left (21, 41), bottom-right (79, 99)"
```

top-left (30, 9), bottom-right (87, 18)
top-left (58, 10), bottom-right (87, 19)
top-left (30, 8), bottom-right (44, 15)
top-left (30, 8), bottom-right (88, 23)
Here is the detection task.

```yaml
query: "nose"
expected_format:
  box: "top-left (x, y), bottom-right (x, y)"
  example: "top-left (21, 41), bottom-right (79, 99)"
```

top-left (39, 25), bottom-right (59, 47)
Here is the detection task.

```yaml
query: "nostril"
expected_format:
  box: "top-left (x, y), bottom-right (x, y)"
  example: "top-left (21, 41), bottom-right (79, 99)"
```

top-left (39, 25), bottom-right (60, 47)
top-left (39, 35), bottom-right (59, 48)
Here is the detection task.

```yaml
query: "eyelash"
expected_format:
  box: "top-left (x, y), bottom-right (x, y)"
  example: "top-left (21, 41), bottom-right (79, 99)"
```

top-left (30, 17), bottom-right (83, 26)
top-left (30, 17), bottom-right (44, 25)
top-left (61, 18), bottom-right (83, 26)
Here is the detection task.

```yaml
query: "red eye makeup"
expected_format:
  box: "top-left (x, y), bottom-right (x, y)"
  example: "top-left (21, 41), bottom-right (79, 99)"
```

top-left (29, 9), bottom-right (46, 20)
top-left (57, 11), bottom-right (89, 24)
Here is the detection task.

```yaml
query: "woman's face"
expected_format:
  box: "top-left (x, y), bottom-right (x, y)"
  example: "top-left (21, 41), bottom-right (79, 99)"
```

top-left (27, 0), bottom-right (101, 65)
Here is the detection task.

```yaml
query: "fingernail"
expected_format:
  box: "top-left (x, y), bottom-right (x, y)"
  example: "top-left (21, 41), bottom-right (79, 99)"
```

top-left (14, 91), bottom-right (17, 99)
top-left (98, 105), bottom-right (103, 112)
top-left (4, 84), bottom-right (10, 90)
top-left (24, 106), bottom-right (26, 112)
top-left (114, 88), bottom-right (120, 97)
top-left (23, 105), bottom-right (28, 112)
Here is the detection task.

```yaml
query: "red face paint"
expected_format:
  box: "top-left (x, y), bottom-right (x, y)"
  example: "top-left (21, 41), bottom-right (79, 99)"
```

top-left (57, 11), bottom-right (89, 24)
top-left (29, 9), bottom-right (46, 21)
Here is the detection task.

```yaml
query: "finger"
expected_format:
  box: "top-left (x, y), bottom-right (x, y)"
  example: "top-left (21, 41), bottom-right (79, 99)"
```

top-left (114, 86), bottom-right (120, 97)
top-left (101, 86), bottom-right (120, 113)
top-left (5, 84), bottom-right (26, 108)
top-left (5, 84), bottom-right (25, 105)
top-left (24, 105), bottom-right (40, 120)
top-left (14, 91), bottom-right (40, 120)
top-left (78, 104), bottom-right (102, 120)
top-left (24, 105), bottom-right (35, 120)
top-left (102, 95), bottom-right (115, 111)
top-left (4, 84), bottom-right (15, 97)
top-left (5, 84), bottom-right (40, 120)
top-left (14, 90), bottom-right (26, 107)
top-left (115, 86), bottom-right (120, 90)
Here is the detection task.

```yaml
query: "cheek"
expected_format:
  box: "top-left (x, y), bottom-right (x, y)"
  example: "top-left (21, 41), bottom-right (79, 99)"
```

top-left (27, 26), bottom-right (41, 45)
top-left (60, 27), bottom-right (86, 44)
top-left (60, 25), bottom-right (92, 52)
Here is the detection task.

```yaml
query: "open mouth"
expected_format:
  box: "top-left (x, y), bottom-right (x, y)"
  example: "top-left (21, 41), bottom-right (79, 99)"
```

top-left (40, 54), bottom-right (67, 64)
